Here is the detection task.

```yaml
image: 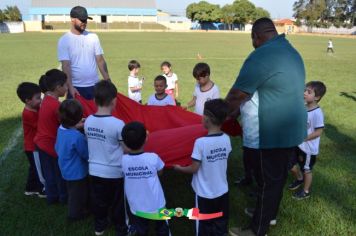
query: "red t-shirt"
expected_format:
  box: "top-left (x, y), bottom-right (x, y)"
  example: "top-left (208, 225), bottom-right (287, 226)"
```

top-left (34, 95), bottom-right (60, 157)
top-left (22, 108), bottom-right (39, 152)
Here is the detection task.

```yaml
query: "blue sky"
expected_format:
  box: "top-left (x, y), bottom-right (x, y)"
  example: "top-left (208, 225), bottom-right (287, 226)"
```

top-left (156, 0), bottom-right (295, 19)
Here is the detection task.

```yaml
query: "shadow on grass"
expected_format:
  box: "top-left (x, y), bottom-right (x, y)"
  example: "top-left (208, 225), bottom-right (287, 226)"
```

top-left (340, 92), bottom-right (356, 102)
top-left (314, 123), bottom-right (356, 229)
top-left (0, 116), bottom-right (21, 155)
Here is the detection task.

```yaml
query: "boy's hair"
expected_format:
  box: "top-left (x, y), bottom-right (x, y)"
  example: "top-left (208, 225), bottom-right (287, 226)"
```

top-left (128, 60), bottom-right (141, 71)
top-left (39, 69), bottom-right (67, 92)
top-left (306, 81), bottom-right (327, 101)
top-left (154, 75), bottom-right (167, 84)
top-left (122, 122), bottom-right (147, 150)
top-left (94, 80), bottom-right (117, 106)
top-left (59, 99), bottom-right (83, 128)
top-left (193, 62), bottom-right (210, 78)
top-left (160, 61), bottom-right (171, 68)
top-left (203, 99), bottom-right (228, 126)
top-left (16, 82), bottom-right (41, 103)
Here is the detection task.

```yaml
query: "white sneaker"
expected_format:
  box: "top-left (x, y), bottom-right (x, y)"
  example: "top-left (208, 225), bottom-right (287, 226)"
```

top-left (270, 219), bottom-right (277, 226)
top-left (95, 231), bottom-right (104, 236)
top-left (24, 191), bottom-right (39, 196)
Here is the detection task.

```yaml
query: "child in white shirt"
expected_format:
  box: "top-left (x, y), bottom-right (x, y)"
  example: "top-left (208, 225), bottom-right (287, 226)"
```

top-left (122, 121), bottom-right (170, 236)
top-left (147, 75), bottom-right (175, 106)
top-left (128, 60), bottom-right (144, 103)
top-left (174, 99), bottom-right (231, 236)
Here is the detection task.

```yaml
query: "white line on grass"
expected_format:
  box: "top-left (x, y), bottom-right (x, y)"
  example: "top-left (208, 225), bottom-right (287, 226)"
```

top-left (0, 126), bottom-right (22, 165)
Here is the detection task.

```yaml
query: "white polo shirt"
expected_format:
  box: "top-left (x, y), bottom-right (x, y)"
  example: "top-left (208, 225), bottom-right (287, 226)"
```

top-left (147, 94), bottom-right (175, 106)
top-left (193, 83), bottom-right (220, 115)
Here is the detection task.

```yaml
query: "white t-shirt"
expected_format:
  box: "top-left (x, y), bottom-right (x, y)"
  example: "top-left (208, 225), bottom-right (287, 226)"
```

top-left (193, 83), bottom-right (220, 115)
top-left (163, 73), bottom-right (178, 90)
top-left (122, 152), bottom-right (166, 214)
top-left (191, 133), bottom-right (232, 199)
top-left (298, 107), bottom-right (324, 155)
top-left (240, 91), bottom-right (259, 149)
top-left (128, 75), bottom-right (142, 102)
top-left (58, 31), bottom-right (103, 87)
top-left (147, 94), bottom-right (175, 106)
top-left (84, 115), bottom-right (125, 178)
top-left (328, 40), bottom-right (333, 48)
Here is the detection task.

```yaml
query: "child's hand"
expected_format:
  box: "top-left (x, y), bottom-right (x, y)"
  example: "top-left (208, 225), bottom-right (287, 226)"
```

top-left (173, 164), bottom-right (181, 170)
top-left (75, 118), bottom-right (85, 130)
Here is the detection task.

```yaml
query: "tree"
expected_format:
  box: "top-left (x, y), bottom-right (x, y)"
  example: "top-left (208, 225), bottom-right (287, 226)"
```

top-left (254, 7), bottom-right (271, 20)
top-left (221, 4), bottom-right (236, 29)
top-left (293, 0), bottom-right (355, 27)
top-left (0, 9), bottom-right (4, 23)
top-left (186, 1), bottom-right (222, 22)
top-left (232, 0), bottom-right (257, 24)
top-left (3, 6), bottom-right (22, 21)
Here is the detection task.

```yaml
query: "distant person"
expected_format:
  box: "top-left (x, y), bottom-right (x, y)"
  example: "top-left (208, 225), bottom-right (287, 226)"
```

top-left (84, 81), bottom-right (127, 235)
top-left (16, 82), bottom-right (45, 198)
top-left (185, 63), bottom-right (220, 115)
top-left (327, 39), bottom-right (334, 53)
top-left (58, 6), bottom-right (111, 99)
top-left (147, 75), bottom-right (175, 106)
top-left (128, 60), bottom-right (144, 103)
top-left (174, 99), bottom-right (232, 236)
top-left (121, 122), bottom-right (170, 236)
top-left (288, 81), bottom-right (326, 200)
top-left (55, 99), bottom-right (89, 221)
top-left (161, 61), bottom-right (179, 104)
top-left (34, 69), bottom-right (68, 205)
top-left (226, 18), bottom-right (307, 236)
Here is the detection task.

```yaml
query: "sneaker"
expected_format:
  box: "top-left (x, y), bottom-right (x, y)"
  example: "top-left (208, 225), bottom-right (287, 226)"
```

top-left (288, 179), bottom-right (303, 190)
top-left (95, 231), bottom-right (104, 236)
top-left (244, 208), bottom-right (276, 225)
top-left (229, 228), bottom-right (255, 236)
top-left (234, 177), bottom-right (252, 186)
top-left (269, 219), bottom-right (277, 226)
top-left (24, 191), bottom-right (39, 196)
top-left (37, 189), bottom-right (47, 198)
top-left (293, 189), bottom-right (310, 200)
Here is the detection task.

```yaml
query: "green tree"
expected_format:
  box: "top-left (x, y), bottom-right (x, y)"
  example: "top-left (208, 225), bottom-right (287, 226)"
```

top-left (232, 0), bottom-right (257, 24)
top-left (0, 9), bottom-right (4, 23)
top-left (221, 4), bottom-right (236, 29)
top-left (254, 7), bottom-right (271, 20)
top-left (186, 1), bottom-right (222, 22)
top-left (3, 6), bottom-right (22, 21)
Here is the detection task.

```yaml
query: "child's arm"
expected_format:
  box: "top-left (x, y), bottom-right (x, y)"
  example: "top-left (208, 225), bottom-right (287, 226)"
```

top-left (305, 128), bottom-right (323, 141)
top-left (175, 81), bottom-right (179, 98)
top-left (184, 96), bottom-right (196, 110)
top-left (173, 160), bottom-right (201, 174)
top-left (130, 86), bottom-right (142, 92)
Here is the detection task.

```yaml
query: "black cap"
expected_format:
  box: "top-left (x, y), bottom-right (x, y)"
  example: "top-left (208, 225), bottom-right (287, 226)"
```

top-left (70, 6), bottom-right (92, 20)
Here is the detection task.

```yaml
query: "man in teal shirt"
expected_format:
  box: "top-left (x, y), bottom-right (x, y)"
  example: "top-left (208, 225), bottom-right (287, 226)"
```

top-left (227, 18), bottom-right (307, 236)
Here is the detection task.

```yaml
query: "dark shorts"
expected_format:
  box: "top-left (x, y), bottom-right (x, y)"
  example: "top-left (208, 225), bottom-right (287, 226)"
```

top-left (67, 86), bottom-right (95, 100)
top-left (289, 147), bottom-right (317, 173)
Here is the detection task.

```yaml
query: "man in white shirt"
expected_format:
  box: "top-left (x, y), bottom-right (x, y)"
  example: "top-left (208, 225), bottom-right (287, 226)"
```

top-left (58, 6), bottom-right (110, 99)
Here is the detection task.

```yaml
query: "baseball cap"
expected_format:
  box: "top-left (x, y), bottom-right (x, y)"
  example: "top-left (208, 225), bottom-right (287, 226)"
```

top-left (70, 6), bottom-right (92, 21)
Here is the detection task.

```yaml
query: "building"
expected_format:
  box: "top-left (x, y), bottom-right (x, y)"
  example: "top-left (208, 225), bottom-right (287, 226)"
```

top-left (274, 19), bottom-right (297, 34)
top-left (0, 0), bottom-right (158, 31)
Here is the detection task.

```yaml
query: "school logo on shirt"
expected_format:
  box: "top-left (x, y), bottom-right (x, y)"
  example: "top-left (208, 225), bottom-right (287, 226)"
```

top-left (126, 166), bottom-right (154, 179)
top-left (86, 127), bottom-right (106, 141)
top-left (207, 147), bottom-right (228, 162)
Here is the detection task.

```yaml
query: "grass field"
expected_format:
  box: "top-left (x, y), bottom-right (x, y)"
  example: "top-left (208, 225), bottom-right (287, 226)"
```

top-left (0, 31), bottom-right (355, 236)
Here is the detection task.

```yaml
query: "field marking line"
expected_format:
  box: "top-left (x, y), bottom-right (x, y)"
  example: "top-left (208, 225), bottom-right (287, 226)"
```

top-left (0, 126), bottom-right (22, 165)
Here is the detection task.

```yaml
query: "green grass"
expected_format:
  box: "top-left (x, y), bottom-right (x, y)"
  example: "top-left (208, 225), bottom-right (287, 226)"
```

top-left (0, 32), bottom-right (355, 235)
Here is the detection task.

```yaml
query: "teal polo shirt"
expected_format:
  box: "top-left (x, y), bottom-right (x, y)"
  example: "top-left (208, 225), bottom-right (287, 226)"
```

top-left (234, 34), bottom-right (307, 149)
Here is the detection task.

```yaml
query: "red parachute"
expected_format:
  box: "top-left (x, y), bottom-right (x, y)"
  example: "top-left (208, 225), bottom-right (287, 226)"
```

top-left (76, 93), bottom-right (241, 167)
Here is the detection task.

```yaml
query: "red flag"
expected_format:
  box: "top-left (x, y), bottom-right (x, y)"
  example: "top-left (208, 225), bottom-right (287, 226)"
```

top-left (76, 93), bottom-right (241, 166)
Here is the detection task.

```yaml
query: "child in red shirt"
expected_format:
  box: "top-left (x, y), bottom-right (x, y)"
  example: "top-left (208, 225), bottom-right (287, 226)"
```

top-left (16, 82), bottom-right (45, 197)
top-left (34, 69), bottom-right (68, 204)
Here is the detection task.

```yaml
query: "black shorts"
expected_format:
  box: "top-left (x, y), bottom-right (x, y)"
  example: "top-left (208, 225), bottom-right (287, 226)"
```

top-left (290, 148), bottom-right (317, 173)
